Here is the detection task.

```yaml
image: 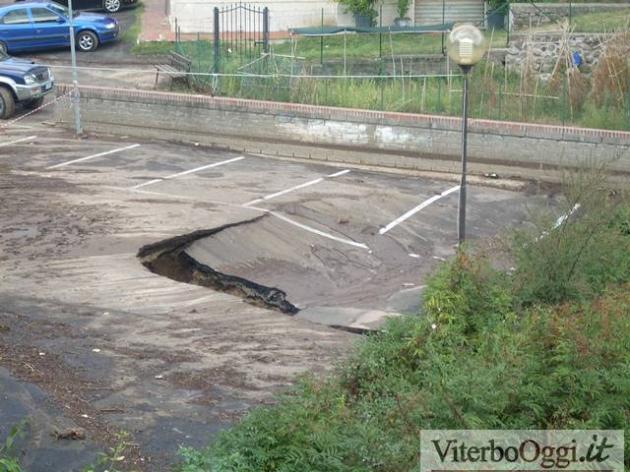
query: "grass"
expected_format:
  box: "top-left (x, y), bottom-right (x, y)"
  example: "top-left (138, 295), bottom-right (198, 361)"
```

top-left (571, 8), bottom-right (630, 32)
top-left (130, 19), bottom-right (630, 131)
top-left (120, 3), bottom-right (144, 45)
top-left (132, 39), bottom-right (172, 55)
top-left (527, 7), bottom-right (630, 33)
top-left (273, 31), bottom-right (508, 61)
top-left (178, 180), bottom-right (630, 472)
top-left (131, 31), bottom-right (508, 59)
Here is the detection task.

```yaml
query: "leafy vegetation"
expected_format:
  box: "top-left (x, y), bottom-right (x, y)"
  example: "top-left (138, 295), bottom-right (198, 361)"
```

top-left (179, 179), bottom-right (630, 471)
top-left (82, 431), bottom-right (138, 472)
top-left (0, 421), bottom-right (26, 472)
top-left (396, 0), bottom-right (412, 20)
top-left (120, 3), bottom-right (144, 46)
top-left (335, 0), bottom-right (379, 26)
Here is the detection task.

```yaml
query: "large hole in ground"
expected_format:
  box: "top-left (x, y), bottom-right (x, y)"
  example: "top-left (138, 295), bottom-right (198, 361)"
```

top-left (137, 215), bottom-right (300, 315)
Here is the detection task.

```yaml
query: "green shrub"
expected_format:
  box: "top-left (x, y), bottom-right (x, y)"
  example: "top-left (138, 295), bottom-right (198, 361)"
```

top-left (511, 183), bottom-right (630, 307)
top-left (180, 198), bottom-right (630, 472)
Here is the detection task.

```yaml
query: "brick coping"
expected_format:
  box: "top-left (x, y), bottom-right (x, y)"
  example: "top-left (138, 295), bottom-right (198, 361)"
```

top-left (61, 84), bottom-right (630, 142)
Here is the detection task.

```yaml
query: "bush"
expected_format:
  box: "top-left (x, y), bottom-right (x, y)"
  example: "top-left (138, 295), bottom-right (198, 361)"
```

top-left (335, 0), bottom-right (379, 26)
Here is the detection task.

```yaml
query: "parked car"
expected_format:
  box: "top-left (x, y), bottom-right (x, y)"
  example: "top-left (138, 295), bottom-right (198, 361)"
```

top-left (0, 2), bottom-right (119, 53)
top-left (17, 0), bottom-right (138, 14)
top-left (0, 49), bottom-right (54, 118)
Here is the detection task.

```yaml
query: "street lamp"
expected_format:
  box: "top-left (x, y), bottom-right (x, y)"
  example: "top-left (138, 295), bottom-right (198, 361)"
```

top-left (446, 24), bottom-right (486, 246)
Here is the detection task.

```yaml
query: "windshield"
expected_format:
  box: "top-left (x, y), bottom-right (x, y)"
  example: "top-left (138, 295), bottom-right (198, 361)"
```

top-left (48, 3), bottom-right (69, 17)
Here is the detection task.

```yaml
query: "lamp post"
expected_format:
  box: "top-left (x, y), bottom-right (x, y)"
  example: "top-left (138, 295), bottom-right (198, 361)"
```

top-left (446, 24), bottom-right (486, 247)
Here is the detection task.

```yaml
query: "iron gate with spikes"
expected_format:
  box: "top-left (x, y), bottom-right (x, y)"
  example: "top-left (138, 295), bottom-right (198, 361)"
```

top-left (213, 3), bottom-right (270, 73)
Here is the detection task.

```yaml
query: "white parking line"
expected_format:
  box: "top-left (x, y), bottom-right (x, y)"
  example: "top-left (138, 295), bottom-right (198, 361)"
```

top-left (537, 203), bottom-right (581, 241)
top-left (131, 156), bottom-right (245, 190)
top-left (554, 203), bottom-right (581, 229)
top-left (47, 143), bottom-right (141, 170)
top-left (244, 169), bottom-right (351, 207)
top-left (379, 185), bottom-right (460, 235)
top-left (0, 135), bottom-right (37, 147)
top-left (265, 209), bottom-right (369, 250)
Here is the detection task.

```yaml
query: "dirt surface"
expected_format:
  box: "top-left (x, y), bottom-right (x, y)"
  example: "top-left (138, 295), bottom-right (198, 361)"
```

top-left (0, 108), bottom-right (355, 470)
top-left (0, 95), bottom-right (562, 469)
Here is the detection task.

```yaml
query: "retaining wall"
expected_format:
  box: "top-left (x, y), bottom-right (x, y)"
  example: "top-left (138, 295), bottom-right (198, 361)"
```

top-left (506, 32), bottom-right (610, 75)
top-left (55, 85), bottom-right (630, 180)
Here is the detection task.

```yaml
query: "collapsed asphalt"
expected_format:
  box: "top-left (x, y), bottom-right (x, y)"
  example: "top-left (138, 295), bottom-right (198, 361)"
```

top-left (0, 100), bottom-right (562, 470)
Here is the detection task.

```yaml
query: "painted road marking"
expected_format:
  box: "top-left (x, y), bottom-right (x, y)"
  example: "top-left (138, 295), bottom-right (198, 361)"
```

top-left (538, 203), bottom-right (581, 241)
top-left (0, 135), bottom-right (37, 147)
top-left (244, 169), bottom-right (351, 207)
top-left (554, 203), bottom-right (581, 229)
top-left (131, 156), bottom-right (245, 190)
top-left (47, 143), bottom-right (141, 169)
top-left (379, 185), bottom-right (460, 235)
top-left (246, 205), bottom-right (368, 250)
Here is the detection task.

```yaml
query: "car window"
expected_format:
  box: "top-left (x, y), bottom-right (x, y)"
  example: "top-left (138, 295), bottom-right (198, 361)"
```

top-left (0, 9), bottom-right (30, 25)
top-left (48, 3), bottom-right (69, 17)
top-left (31, 7), bottom-right (61, 23)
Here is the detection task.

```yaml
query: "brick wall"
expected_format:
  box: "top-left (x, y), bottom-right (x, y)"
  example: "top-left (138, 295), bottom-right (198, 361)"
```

top-left (56, 85), bottom-right (630, 180)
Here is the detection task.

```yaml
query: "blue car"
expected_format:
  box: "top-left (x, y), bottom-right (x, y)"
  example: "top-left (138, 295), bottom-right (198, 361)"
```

top-left (0, 49), bottom-right (54, 118)
top-left (0, 2), bottom-right (119, 53)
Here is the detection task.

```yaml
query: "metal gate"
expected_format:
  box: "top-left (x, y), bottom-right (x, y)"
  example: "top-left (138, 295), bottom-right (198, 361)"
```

top-left (213, 3), bottom-right (270, 73)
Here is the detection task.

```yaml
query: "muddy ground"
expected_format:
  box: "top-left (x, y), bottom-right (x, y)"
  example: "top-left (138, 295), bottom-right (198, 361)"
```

top-left (0, 117), bottom-right (354, 470)
top-left (0, 95), bottom-right (561, 470)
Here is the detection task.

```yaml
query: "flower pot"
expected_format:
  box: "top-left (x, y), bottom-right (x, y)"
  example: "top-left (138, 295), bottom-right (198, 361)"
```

top-left (354, 13), bottom-right (372, 28)
top-left (487, 9), bottom-right (505, 30)
top-left (394, 17), bottom-right (412, 27)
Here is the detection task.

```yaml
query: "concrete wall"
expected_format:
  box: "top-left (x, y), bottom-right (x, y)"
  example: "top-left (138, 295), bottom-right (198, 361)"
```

top-left (510, 3), bottom-right (630, 32)
top-left (170, 0), bottom-right (401, 34)
top-left (56, 85), bottom-right (630, 180)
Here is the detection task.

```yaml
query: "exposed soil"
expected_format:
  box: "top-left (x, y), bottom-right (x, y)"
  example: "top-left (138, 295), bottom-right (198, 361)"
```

top-left (137, 215), bottom-right (300, 314)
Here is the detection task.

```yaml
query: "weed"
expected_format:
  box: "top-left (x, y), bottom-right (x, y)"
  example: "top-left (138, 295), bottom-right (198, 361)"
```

top-left (82, 431), bottom-right (138, 472)
top-left (0, 420), bottom-right (27, 472)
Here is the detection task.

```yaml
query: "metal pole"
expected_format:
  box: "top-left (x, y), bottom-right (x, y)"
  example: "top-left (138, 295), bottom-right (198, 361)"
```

top-left (262, 7), bottom-right (269, 54)
top-left (213, 7), bottom-right (220, 73)
top-left (458, 65), bottom-right (471, 246)
top-left (441, 0), bottom-right (446, 54)
top-left (320, 8), bottom-right (324, 65)
top-left (379, 5), bottom-right (383, 60)
top-left (68, 0), bottom-right (82, 136)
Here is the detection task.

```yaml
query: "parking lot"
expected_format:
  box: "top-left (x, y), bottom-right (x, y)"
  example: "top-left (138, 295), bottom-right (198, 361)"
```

top-left (0, 104), bottom-right (557, 470)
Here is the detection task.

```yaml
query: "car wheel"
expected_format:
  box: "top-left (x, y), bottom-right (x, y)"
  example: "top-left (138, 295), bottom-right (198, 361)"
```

top-left (103, 0), bottom-right (121, 12)
top-left (0, 87), bottom-right (16, 120)
top-left (24, 97), bottom-right (45, 110)
top-left (77, 31), bottom-right (99, 52)
top-left (0, 42), bottom-right (7, 54)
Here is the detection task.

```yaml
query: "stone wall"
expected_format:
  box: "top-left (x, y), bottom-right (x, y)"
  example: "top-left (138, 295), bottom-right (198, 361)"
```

top-left (505, 33), bottom-right (610, 76)
top-left (509, 3), bottom-right (629, 32)
top-left (55, 85), bottom-right (630, 181)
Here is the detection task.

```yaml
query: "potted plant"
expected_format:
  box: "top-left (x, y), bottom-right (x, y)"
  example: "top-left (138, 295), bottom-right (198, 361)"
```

top-left (487, 0), bottom-right (508, 30)
top-left (336, 0), bottom-right (379, 28)
top-left (395, 0), bottom-right (412, 27)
